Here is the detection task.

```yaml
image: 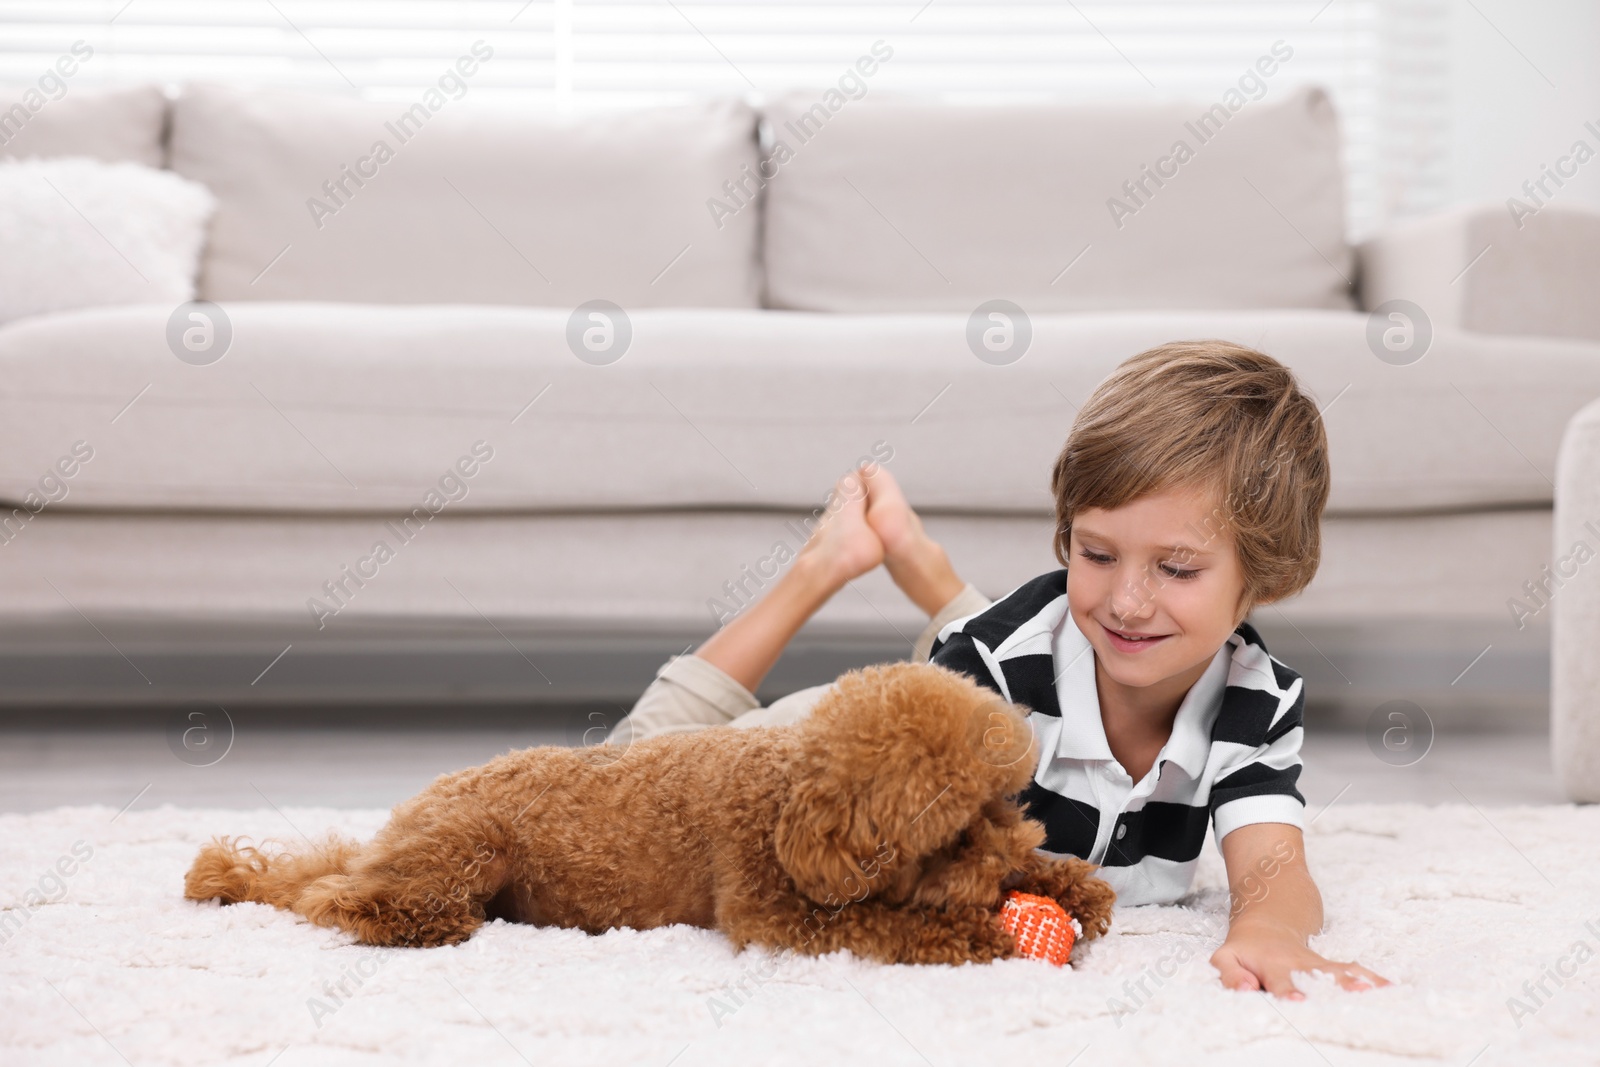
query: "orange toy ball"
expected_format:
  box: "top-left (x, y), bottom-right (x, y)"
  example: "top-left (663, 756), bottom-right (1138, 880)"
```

top-left (1000, 891), bottom-right (1079, 966)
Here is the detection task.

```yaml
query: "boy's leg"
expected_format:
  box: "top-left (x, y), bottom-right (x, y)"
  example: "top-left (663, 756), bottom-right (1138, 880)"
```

top-left (606, 653), bottom-right (763, 749)
top-left (863, 465), bottom-right (993, 662)
top-left (690, 536), bottom-right (871, 696)
top-left (610, 466), bottom-right (883, 746)
top-left (863, 464), bottom-right (964, 615)
top-left (610, 463), bottom-right (989, 746)
top-left (741, 583), bottom-right (991, 728)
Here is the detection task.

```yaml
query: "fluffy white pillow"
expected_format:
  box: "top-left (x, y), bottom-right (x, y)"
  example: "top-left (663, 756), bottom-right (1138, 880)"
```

top-left (0, 156), bottom-right (214, 325)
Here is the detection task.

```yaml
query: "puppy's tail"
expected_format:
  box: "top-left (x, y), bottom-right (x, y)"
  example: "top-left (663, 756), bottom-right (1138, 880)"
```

top-left (184, 834), bottom-right (361, 912)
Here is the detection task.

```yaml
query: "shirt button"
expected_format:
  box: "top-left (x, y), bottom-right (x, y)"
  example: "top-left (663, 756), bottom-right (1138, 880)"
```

top-left (1115, 823), bottom-right (1127, 841)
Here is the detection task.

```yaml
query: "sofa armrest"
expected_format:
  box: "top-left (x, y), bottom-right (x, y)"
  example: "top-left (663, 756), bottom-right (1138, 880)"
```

top-left (1356, 202), bottom-right (1600, 344)
top-left (1554, 396), bottom-right (1600, 801)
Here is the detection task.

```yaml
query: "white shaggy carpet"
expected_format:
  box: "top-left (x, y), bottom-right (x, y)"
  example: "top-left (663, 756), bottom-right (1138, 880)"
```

top-left (3, 802), bottom-right (1598, 1067)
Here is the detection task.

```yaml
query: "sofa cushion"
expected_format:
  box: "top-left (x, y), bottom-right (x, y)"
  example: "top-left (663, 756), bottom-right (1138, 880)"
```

top-left (0, 303), bottom-right (1589, 516)
top-left (1359, 202), bottom-right (1600, 344)
top-left (167, 82), bottom-right (761, 308)
top-left (0, 83), bottom-right (167, 166)
top-left (761, 85), bottom-right (1352, 313)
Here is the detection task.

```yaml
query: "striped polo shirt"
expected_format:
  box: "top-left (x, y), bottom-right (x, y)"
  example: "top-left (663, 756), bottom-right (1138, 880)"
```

top-left (929, 569), bottom-right (1306, 908)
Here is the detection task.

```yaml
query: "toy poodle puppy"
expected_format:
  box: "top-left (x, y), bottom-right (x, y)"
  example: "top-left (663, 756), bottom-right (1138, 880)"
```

top-left (185, 661), bottom-right (1115, 965)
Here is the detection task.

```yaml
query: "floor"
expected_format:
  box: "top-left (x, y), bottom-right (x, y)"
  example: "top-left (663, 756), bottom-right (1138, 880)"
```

top-left (5, 710), bottom-right (1585, 1067)
top-left (0, 712), bottom-right (1567, 815)
top-left (13, 797), bottom-right (1597, 1066)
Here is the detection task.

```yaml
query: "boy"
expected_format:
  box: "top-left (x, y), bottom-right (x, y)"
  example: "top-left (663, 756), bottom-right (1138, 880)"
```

top-left (612, 341), bottom-right (1388, 999)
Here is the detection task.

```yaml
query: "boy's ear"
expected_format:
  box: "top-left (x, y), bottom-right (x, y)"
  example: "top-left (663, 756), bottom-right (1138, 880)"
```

top-left (1234, 590), bottom-right (1261, 627)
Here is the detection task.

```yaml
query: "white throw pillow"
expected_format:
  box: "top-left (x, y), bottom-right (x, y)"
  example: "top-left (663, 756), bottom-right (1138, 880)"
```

top-left (0, 156), bottom-right (215, 325)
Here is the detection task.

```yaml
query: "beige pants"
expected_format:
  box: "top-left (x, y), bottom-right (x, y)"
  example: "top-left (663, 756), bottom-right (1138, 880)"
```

top-left (607, 582), bottom-right (995, 746)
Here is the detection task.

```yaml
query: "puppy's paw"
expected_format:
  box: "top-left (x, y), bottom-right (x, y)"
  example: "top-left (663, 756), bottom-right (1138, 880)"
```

top-left (982, 914), bottom-right (1022, 963)
top-left (1009, 856), bottom-right (1116, 941)
top-left (946, 906), bottom-right (1018, 964)
top-left (1064, 875), bottom-right (1117, 941)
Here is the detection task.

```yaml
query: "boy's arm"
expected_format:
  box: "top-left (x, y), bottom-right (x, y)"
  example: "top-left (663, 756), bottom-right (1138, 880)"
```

top-left (1204, 663), bottom-right (1390, 996)
top-left (1210, 822), bottom-right (1391, 998)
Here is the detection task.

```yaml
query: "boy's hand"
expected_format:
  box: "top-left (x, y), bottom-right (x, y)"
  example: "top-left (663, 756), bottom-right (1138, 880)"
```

top-left (1211, 921), bottom-right (1390, 999)
top-left (1216, 823), bottom-right (1391, 999)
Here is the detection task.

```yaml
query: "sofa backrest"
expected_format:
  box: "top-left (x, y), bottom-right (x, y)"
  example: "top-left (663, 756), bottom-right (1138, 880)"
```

top-left (0, 84), bottom-right (166, 166)
top-left (11, 79), bottom-right (1353, 315)
top-left (167, 82), bottom-right (762, 308)
top-left (760, 85), bottom-right (1353, 313)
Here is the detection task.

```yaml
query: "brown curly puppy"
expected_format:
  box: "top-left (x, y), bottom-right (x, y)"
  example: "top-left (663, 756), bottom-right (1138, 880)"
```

top-left (185, 661), bottom-right (1115, 965)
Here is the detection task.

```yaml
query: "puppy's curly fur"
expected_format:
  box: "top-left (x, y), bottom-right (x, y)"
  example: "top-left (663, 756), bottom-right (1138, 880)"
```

top-left (185, 662), bottom-right (1115, 964)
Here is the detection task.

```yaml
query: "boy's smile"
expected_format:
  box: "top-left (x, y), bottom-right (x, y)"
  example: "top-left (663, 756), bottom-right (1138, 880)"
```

top-left (1067, 485), bottom-right (1251, 725)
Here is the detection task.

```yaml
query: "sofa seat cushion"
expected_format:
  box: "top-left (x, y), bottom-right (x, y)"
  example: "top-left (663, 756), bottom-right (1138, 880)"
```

top-left (761, 85), bottom-right (1352, 313)
top-left (168, 82), bottom-right (761, 309)
top-left (0, 302), bottom-right (1592, 516)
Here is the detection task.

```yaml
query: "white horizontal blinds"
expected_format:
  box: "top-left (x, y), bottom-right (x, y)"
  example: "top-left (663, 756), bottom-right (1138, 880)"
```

top-left (0, 1), bottom-right (559, 97)
top-left (1374, 0), bottom-right (1452, 225)
top-left (571, 0), bottom-right (1398, 234)
top-left (573, 2), bottom-right (1370, 101)
top-left (0, 0), bottom-right (1448, 237)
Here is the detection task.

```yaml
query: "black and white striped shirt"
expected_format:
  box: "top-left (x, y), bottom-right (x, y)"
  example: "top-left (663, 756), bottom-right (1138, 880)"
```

top-left (929, 569), bottom-right (1306, 907)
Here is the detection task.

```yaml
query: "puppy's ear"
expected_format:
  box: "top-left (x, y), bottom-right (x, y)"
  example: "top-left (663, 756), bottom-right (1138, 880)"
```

top-left (774, 662), bottom-right (1037, 902)
top-left (773, 774), bottom-right (871, 904)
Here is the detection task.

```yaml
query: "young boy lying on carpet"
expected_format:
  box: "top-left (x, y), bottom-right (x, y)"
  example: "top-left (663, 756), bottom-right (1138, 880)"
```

top-left (611, 340), bottom-right (1390, 998)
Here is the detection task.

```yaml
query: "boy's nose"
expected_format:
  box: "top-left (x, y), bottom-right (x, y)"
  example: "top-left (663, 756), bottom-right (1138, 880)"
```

top-left (1109, 572), bottom-right (1156, 620)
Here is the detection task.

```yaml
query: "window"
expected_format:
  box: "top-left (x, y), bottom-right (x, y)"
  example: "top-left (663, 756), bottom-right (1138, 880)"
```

top-left (2, 0), bottom-right (1450, 238)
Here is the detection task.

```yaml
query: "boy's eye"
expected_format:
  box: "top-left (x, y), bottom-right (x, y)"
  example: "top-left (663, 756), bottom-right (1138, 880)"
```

top-left (1079, 547), bottom-right (1199, 580)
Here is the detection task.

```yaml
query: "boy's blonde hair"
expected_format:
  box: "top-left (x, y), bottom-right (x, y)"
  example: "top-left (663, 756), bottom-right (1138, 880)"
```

top-left (1049, 340), bottom-right (1331, 617)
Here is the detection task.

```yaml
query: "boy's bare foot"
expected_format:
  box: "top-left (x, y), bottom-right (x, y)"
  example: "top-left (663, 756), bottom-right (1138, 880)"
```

top-left (691, 468), bottom-right (884, 695)
top-left (794, 466), bottom-right (885, 591)
top-left (862, 465), bottom-right (966, 617)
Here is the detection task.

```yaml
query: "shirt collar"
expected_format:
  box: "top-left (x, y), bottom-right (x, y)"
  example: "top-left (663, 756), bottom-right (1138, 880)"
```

top-left (1050, 606), bottom-right (1236, 779)
top-left (1051, 608), bottom-right (1113, 761)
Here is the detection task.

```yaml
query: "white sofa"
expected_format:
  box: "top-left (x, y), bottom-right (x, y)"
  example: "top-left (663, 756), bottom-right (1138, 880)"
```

top-left (2, 82), bottom-right (1597, 722)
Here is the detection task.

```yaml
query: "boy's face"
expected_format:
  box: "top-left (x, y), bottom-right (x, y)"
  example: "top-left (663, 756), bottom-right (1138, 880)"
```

top-left (1066, 484), bottom-right (1249, 695)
